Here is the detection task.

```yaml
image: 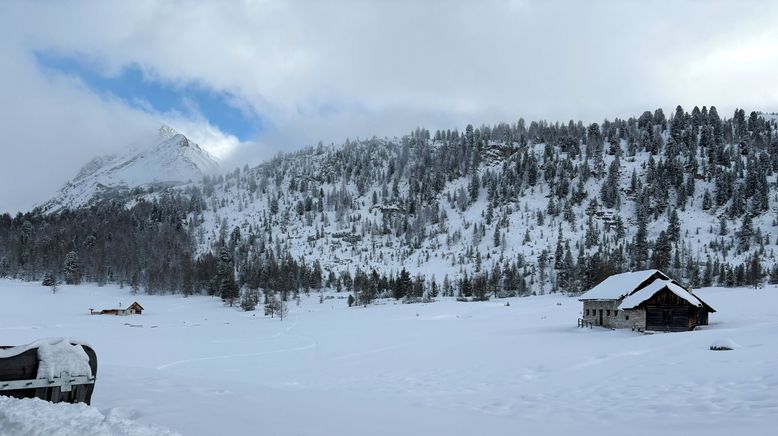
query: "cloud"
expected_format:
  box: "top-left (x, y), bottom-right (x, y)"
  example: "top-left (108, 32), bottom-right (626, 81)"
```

top-left (15, 1), bottom-right (777, 125)
top-left (0, 43), bottom-right (158, 214)
top-left (674, 29), bottom-right (778, 108)
top-left (1, 0), bottom-right (778, 213)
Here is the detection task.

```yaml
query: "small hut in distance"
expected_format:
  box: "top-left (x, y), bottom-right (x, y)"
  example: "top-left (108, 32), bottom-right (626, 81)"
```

top-left (578, 270), bottom-right (714, 332)
top-left (90, 302), bottom-right (144, 316)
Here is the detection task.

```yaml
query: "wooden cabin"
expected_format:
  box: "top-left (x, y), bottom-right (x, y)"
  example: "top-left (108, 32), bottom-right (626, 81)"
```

top-left (125, 302), bottom-right (144, 315)
top-left (578, 270), bottom-right (715, 332)
top-left (90, 301), bottom-right (144, 316)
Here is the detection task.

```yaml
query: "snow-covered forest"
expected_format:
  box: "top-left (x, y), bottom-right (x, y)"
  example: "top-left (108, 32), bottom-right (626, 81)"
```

top-left (1, 107), bottom-right (778, 305)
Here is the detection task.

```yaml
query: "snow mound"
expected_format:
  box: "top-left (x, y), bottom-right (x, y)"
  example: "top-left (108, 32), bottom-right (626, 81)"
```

top-left (0, 337), bottom-right (89, 357)
top-left (0, 338), bottom-right (92, 378)
top-left (710, 338), bottom-right (740, 351)
top-left (35, 338), bottom-right (92, 379)
top-left (0, 397), bottom-right (179, 436)
top-left (0, 338), bottom-right (92, 379)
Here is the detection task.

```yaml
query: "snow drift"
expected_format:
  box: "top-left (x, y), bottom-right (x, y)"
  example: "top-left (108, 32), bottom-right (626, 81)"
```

top-left (0, 396), bottom-right (179, 436)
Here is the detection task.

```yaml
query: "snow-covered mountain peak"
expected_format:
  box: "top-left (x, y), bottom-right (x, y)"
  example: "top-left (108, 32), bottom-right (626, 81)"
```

top-left (40, 126), bottom-right (220, 213)
top-left (158, 124), bottom-right (179, 141)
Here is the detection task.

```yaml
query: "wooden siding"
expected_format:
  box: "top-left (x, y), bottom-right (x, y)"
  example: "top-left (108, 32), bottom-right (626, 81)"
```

top-left (641, 287), bottom-right (706, 332)
top-left (645, 307), bottom-right (694, 332)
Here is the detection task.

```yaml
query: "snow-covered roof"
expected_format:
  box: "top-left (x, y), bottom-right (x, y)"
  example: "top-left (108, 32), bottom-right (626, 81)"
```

top-left (578, 270), bottom-right (669, 301)
top-left (0, 337), bottom-right (91, 359)
top-left (618, 279), bottom-right (703, 310)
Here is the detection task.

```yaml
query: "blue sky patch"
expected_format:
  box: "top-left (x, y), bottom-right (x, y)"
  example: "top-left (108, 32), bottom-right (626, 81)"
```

top-left (35, 51), bottom-right (261, 141)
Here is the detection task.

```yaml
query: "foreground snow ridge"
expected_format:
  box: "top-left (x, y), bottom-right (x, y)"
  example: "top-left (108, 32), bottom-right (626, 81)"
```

top-left (0, 397), bottom-right (178, 436)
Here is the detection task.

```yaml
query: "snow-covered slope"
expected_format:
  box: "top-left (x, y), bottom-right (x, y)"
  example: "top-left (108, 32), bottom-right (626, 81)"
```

top-left (40, 125), bottom-right (219, 213)
top-left (183, 135), bottom-right (778, 293)
top-left (28, 109), bottom-right (778, 296)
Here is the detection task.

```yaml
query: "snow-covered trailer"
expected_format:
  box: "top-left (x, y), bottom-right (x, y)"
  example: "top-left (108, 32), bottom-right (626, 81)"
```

top-left (0, 339), bottom-right (97, 405)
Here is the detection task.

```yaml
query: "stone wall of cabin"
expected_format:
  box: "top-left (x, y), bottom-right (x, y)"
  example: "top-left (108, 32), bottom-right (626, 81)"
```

top-left (614, 308), bottom-right (645, 330)
top-left (582, 301), bottom-right (618, 326)
top-left (582, 300), bottom-right (646, 330)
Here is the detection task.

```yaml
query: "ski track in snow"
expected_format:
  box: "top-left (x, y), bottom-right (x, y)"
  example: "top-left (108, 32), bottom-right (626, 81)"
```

top-left (329, 341), bottom-right (417, 363)
top-left (155, 342), bottom-right (317, 371)
top-left (156, 322), bottom-right (318, 370)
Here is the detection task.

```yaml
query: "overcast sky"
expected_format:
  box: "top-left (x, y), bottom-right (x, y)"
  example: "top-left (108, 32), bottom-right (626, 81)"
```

top-left (1, 0), bottom-right (778, 214)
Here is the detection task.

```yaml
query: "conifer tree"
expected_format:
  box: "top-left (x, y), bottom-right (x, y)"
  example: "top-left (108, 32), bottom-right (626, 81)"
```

top-left (633, 215), bottom-right (649, 269)
top-left (737, 214), bottom-right (753, 253)
top-left (600, 157), bottom-right (621, 208)
top-left (394, 268), bottom-right (412, 300)
top-left (667, 210), bottom-right (681, 242)
top-left (218, 247), bottom-right (239, 306)
top-left (63, 251), bottom-right (81, 285)
top-left (651, 231), bottom-right (671, 271)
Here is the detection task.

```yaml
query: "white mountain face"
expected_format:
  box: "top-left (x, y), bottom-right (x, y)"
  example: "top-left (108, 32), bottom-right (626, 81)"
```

top-left (40, 125), bottom-right (220, 213)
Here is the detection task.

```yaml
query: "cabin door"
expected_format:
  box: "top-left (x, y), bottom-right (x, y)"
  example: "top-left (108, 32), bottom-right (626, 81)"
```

top-left (646, 307), bottom-right (690, 332)
top-left (599, 310), bottom-right (603, 326)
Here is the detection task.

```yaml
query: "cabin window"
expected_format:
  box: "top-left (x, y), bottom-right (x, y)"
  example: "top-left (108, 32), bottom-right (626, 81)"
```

top-left (606, 310), bottom-right (611, 316)
top-left (625, 315), bottom-right (630, 320)
top-left (614, 310), bottom-right (618, 317)
top-left (586, 309), bottom-right (589, 316)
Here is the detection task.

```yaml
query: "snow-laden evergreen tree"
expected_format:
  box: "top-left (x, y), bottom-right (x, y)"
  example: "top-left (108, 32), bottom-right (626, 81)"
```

top-left (738, 214), bottom-right (753, 253)
top-left (218, 247), bottom-right (239, 306)
top-left (63, 251), bottom-right (81, 285)
top-left (600, 157), bottom-right (621, 209)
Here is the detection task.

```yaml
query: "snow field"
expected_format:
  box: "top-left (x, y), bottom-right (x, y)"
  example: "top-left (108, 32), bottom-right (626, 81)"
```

top-left (1, 280), bottom-right (777, 435)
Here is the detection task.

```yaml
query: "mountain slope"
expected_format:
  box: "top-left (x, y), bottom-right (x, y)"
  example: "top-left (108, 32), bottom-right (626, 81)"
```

top-left (5, 106), bottom-right (778, 298)
top-left (177, 108), bottom-right (778, 296)
top-left (40, 125), bottom-right (219, 213)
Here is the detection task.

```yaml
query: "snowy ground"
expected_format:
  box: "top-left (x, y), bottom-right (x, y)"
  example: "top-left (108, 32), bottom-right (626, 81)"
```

top-left (1, 280), bottom-right (777, 435)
